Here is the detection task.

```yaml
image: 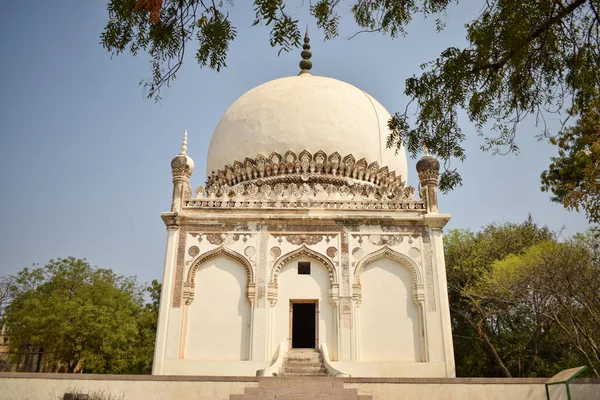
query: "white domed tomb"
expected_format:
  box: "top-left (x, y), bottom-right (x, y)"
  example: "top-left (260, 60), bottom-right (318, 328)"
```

top-left (153, 35), bottom-right (454, 379)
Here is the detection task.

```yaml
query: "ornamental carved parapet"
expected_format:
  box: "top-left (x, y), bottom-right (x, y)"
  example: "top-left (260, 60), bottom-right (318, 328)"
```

top-left (205, 150), bottom-right (406, 191)
top-left (185, 181), bottom-right (424, 211)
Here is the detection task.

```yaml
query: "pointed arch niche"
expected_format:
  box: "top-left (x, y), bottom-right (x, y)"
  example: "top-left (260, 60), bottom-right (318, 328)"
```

top-left (268, 245), bottom-right (339, 305)
top-left (268, 245), bottom-right (340, 359)
top-left (180, 245), bottom-right (256, 361)
top-left (353, 246), bottom-right (428, 362)
top-left (184, 245), bottom-right (255, 305)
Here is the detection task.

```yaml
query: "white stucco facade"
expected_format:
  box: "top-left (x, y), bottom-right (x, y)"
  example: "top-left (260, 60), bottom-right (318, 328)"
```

top-left (153, 54), bottom-right (455, 377)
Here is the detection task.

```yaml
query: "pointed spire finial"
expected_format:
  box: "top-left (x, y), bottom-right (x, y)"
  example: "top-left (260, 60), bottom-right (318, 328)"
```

top-left (299, 25), bottom-right (312, 75)
top-left (181, 130), bottom-right (188, 155)
top-left (423, 143), bottom-right (429, 156)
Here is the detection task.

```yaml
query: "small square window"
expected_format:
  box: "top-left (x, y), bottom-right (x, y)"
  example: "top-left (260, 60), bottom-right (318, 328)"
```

top-left (298, 262), bottom-right (311, 275)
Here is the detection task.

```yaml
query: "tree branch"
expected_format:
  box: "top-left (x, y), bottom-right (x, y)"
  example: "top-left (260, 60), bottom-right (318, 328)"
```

top-left (472, 0), bottom-right (587, 73)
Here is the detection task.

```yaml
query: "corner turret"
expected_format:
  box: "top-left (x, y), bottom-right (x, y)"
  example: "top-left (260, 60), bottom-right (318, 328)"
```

top-left (170, 131), bottom-right (194, 212)
top-left (416, 149), bottom-right (440, 213)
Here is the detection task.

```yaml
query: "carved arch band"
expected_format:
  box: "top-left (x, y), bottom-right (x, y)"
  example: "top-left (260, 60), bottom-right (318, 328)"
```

top-left (268, 245), bottom-right (339, 305)
top-left (183, 245), bottom-right (256, 305)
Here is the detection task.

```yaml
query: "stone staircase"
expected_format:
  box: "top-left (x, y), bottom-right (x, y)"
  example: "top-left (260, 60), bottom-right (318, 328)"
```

top-left (230, 377), bottom-right (372, 400)
top-left (280, 349), bottom-right (328, 376)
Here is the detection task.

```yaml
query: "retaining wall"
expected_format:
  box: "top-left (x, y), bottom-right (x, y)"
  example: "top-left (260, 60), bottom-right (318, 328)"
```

top-left (0, 373), bottom-right (598, 400)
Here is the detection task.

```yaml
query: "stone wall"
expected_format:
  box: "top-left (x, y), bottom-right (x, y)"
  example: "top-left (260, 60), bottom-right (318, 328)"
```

top-left (345, 377), bottom-right (600, 400)
top-left (0, 374), bottom-right (598, 400)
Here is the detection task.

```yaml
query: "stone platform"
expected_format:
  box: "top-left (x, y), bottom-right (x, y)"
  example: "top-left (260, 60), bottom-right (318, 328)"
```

top-left (0, 373), bottom-right (598, 400)
top-left (231, 376), bottom-right (372, 399)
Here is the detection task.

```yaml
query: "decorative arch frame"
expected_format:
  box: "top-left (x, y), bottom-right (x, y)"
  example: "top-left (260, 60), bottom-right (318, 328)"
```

top-left (267, 245), bottom-right (339, 306)
top-left (352, 245), bottom-right (428, 362)
top-left (183, 245), bottom-right (255, 305)
top-left (353, 246), bottom-right (424, 306)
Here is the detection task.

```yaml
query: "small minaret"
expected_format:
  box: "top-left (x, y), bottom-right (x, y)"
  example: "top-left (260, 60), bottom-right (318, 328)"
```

top-left (416, 147), bottom-right (440, 213)
top-left (298, 26), bottom-right (312, 75)
top-left (170, 131), bottom-right (194, 213)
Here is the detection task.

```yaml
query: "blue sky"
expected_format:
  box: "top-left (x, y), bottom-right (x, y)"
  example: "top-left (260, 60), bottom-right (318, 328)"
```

top-left (0, 1), bottom-right (590, 286)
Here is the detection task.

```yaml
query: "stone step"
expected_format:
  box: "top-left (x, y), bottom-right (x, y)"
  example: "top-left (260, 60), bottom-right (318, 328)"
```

top-left (280, 349), bottom-right (329, 378)
top-left (278, 373), bottom-right (330, 377)
top-left (285, 354), bottom-right (322, 360)
top-left (244, 387), bottom-right (359, 395)
top-left (229, 377), bottom-right (373, 399)
top-left (281, 367), bottom-right (327, 374)
top-left (284, 358), bottom-right (322, 364)
top-left (230, 395), bottom-right (372, 400)
top-left (286, 352), bottom-right (322, 356)
top-left (257, 377), bottom-right (344, 389)
top-left (282, 361), bottom-right (323, 368)
top-left (231, 395), bottom-right (372, 400)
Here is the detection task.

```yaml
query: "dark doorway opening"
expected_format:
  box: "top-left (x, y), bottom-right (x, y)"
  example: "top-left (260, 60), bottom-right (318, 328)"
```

top-left (291, 302), bottom-right (317, 348)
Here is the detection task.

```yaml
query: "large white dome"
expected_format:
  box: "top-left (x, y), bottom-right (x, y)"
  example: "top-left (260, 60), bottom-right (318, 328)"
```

top-left (207, 74), bottom-right (408, 182)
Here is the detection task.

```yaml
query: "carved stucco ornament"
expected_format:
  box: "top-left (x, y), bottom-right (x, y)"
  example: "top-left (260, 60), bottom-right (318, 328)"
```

top-left (352, 234), bottom-right (404, 246)
top-left (326, 246), bottom-right (337, 258)
top-left (284, 234), bottom-right (324, 246)
top-left (187, 150), bottom-right (425, 211)
top-left (188, 246), bottom-right (200, 257)
top-left (186, 181), bottom-right (424, 210)
top-left (206, 150), bottom-right (404, 190)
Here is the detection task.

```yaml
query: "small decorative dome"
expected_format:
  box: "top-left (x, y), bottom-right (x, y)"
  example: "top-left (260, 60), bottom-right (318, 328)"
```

top-left (171, 154), bottom-right (195, 171)
top-left (171, 131), bottom-right (194, 175)
top-left (206, 75), bottom-right (408, 182)
top-left (416, 153), bottom-right (440, 188)
top-left (416, 155), bottom-right (440, 174)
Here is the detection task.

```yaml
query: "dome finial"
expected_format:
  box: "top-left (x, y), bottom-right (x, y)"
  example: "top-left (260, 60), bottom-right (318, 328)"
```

top-left (299, 25), bottom-right (312, 75)
top-left (423, 143), bottom-right (429, 156)
top-left (180, 130), bottom-right (188, 155)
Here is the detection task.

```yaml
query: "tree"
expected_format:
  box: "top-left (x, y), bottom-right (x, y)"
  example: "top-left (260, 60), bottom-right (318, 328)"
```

top-left (468, 236), bottom-right (600, 377)
top-left (102, 1), bottom-right (600, 210)
top-left (541, 95), bottom-right (600, 224)
top-left (444, 217), bottom-right (556, 377)
top-left (127, 279), bottom-right (161, 374)
top-left (0, 276), bottom-right (15, 320)
top-left (445, 218), bottom-right (600, 378)
top-left (3, 257), bottom-right (156, 373)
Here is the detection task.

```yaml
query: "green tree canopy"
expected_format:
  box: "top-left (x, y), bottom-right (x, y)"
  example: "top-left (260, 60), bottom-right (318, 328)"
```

top-left (467, 236), bottom-right (600, 376)
top-left (542, 96), bottom-right (600, 223)
top-left (446, 218), bottom-right (600, 377)
top-left (445, 217), bottom-right (557, 377)
top-left (3, 257), bottom-right (157, 373)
